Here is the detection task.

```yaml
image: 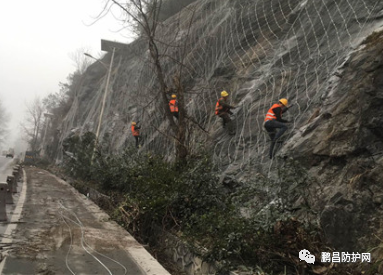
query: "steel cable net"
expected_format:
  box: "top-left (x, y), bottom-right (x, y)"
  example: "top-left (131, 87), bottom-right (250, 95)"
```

top-left (117, 0), bottom-right (382, 173)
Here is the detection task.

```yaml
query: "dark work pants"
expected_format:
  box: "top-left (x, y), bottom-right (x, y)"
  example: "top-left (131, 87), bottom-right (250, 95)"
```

top-left (172, 112), bottom-right (179, 119)
top-left (134, 136), bottom-right (140, 148)
top-left (219, 113), bottom-right (231, 127)
top-left (264, 120), bottom-right (288, 158)
top-left (219, 113), bottom-right (234, 135)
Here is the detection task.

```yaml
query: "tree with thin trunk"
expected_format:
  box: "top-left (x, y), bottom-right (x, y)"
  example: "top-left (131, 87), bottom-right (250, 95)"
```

top-left (21, 96), bottom-right (44, 153)
top-left (69, 47), bottom-right (93, 74)
top-left (105, 0), bottom-right (196, 163)
top-left (0, 99), bottom-right (10, 147)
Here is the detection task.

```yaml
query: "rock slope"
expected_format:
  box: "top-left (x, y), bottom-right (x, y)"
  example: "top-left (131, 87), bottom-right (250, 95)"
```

top-left (56, 0), bottom-right (383, 251)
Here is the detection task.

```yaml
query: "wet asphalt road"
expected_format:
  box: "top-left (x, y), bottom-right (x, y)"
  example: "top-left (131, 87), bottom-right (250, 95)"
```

top-left (0, 165), bottom-right (169, 275)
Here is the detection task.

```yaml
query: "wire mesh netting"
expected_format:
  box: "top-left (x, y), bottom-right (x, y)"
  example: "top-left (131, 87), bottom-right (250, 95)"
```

top-left (66, 0), bottom-right (383, 175)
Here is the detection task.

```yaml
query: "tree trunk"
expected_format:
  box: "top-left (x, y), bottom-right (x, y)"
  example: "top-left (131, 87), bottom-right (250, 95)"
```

top-left (173, 75), bottom-right (188, 163)
top-left (148, 40), bottom-right (188, 162)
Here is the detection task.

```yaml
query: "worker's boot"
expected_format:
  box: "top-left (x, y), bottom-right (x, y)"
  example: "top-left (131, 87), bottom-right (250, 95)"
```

top-left (269, 141), bottom-right (276, 159)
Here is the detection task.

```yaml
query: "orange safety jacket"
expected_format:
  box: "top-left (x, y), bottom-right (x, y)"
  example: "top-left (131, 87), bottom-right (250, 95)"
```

top-left (215, 97), bottom-right (224, 115)
top-left (131, 125), bottom-right (140, 136)
top-left (169, 99), bottom-right (178, 112)
top-left (264, 103), bottom-right (283, 121)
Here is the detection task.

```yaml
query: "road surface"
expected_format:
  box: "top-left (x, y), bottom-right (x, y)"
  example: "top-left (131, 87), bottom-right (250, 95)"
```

top-left (0, 164), bottom-right (170, 275)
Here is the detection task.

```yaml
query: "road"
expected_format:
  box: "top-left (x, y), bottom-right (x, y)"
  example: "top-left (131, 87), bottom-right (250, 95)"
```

top-left (0, 163), bottom-right (171, 275)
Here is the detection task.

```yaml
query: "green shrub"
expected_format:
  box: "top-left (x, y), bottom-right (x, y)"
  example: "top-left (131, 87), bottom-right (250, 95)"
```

top-left (61, 132), bottom-right (329, 274)
top-left (62, 131), bottom-right (96, 180)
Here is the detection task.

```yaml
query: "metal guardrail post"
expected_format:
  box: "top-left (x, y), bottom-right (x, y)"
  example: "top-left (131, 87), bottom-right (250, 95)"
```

top-left (7, 176), bottom-right (17, 193)
top-left (12, 169), bottom-right (19, 183)
top-left (0, 183), bottom-right (8, 221)
top-left (14, 165), bottom-right (21, 174)
top-left (5, 180), bottom-right (13, 205)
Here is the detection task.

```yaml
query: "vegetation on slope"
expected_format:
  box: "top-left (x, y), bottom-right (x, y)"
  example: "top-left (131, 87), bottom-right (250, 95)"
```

top-left (53, 131), bottom-right (374, 274)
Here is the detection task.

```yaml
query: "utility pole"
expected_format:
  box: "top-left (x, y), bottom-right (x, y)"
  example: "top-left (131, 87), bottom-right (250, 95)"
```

top-left (84, 39), bottom-right (129, 162)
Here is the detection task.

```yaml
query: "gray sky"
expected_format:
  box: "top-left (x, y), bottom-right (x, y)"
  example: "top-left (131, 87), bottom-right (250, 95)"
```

top-left (0, 0), bottom-right (131, 150)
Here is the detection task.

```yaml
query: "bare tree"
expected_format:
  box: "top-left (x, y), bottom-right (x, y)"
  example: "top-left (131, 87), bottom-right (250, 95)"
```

top-left (106, 0), bottom-right (196, 162)
top-left (0, 99), bottom-right (10, 146)
top-left (69, 47), bottom-right (93, 74)
top-left (21, 96), bottom-right (44, 153)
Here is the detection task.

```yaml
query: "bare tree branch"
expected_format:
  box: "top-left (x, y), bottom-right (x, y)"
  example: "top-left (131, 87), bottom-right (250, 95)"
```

top-left (104, 0), bottom-right (199, 162)
top-left (21, 96), bottom-right (45, 152)
top-left (0, 99), bottom-right (10, 146)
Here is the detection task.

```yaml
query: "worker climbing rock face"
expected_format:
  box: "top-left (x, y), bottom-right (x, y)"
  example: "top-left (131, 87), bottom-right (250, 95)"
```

top-left (131, 121), bottom-right (141, 148)
top-left (169, 94), bottom-right (179, 119)
top-left (264, 98), bottom-right (290, 159)
top-left (215, 90), bottom-right (236, 135)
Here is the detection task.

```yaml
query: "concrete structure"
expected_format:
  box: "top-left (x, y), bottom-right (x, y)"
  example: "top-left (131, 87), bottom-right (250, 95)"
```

top-left (5, 181), bottom-right (13, 205)
top-left (6, 176), bottom-right (16, 194)
top-left (0, 183), bottom-right (8, 221)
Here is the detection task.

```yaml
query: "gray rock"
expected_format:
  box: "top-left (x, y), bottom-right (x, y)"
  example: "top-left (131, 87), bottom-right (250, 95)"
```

top-left (45, 0), bottom-right (383, 256)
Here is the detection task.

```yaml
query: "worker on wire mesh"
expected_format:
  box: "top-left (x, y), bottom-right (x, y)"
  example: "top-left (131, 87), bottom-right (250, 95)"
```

top-left (169, 94), bottom-right (179, 119)
top-left (215, 91), bottom-right (236, 135)
top-left (131, 121), bottom-right (141, 148)
top-left (264, 98), bottom-right (290, 159)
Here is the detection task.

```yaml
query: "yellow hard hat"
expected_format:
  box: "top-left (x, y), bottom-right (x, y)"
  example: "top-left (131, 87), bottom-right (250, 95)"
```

top-left (131, 122), bottom-right (136, 125)
top-left (171, 94), bottom-right (176, 98)
top-left (279, 98), bottom-right (288, 107)
top-left (221, 91), bottom-right (229, 97)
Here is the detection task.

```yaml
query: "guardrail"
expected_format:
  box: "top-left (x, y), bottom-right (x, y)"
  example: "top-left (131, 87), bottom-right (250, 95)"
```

top-left (0, 164), bottom-right (23, 222)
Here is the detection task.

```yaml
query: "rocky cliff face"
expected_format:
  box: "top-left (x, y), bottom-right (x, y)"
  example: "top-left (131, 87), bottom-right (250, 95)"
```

top-left (289, 33), bottom-right (383, 252)
top-left (57, 0), bottom-right (383, 251)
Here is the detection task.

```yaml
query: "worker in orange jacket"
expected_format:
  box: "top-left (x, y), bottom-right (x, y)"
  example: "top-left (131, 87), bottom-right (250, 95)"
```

top-left (215, 91), bottom-right (236, 135)
top-left (131, 122), bottom-right (141, 148)
top-left (169, 94), bottom-right (179, 119)
top-left (264, 98), bottom-right (290, 158)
